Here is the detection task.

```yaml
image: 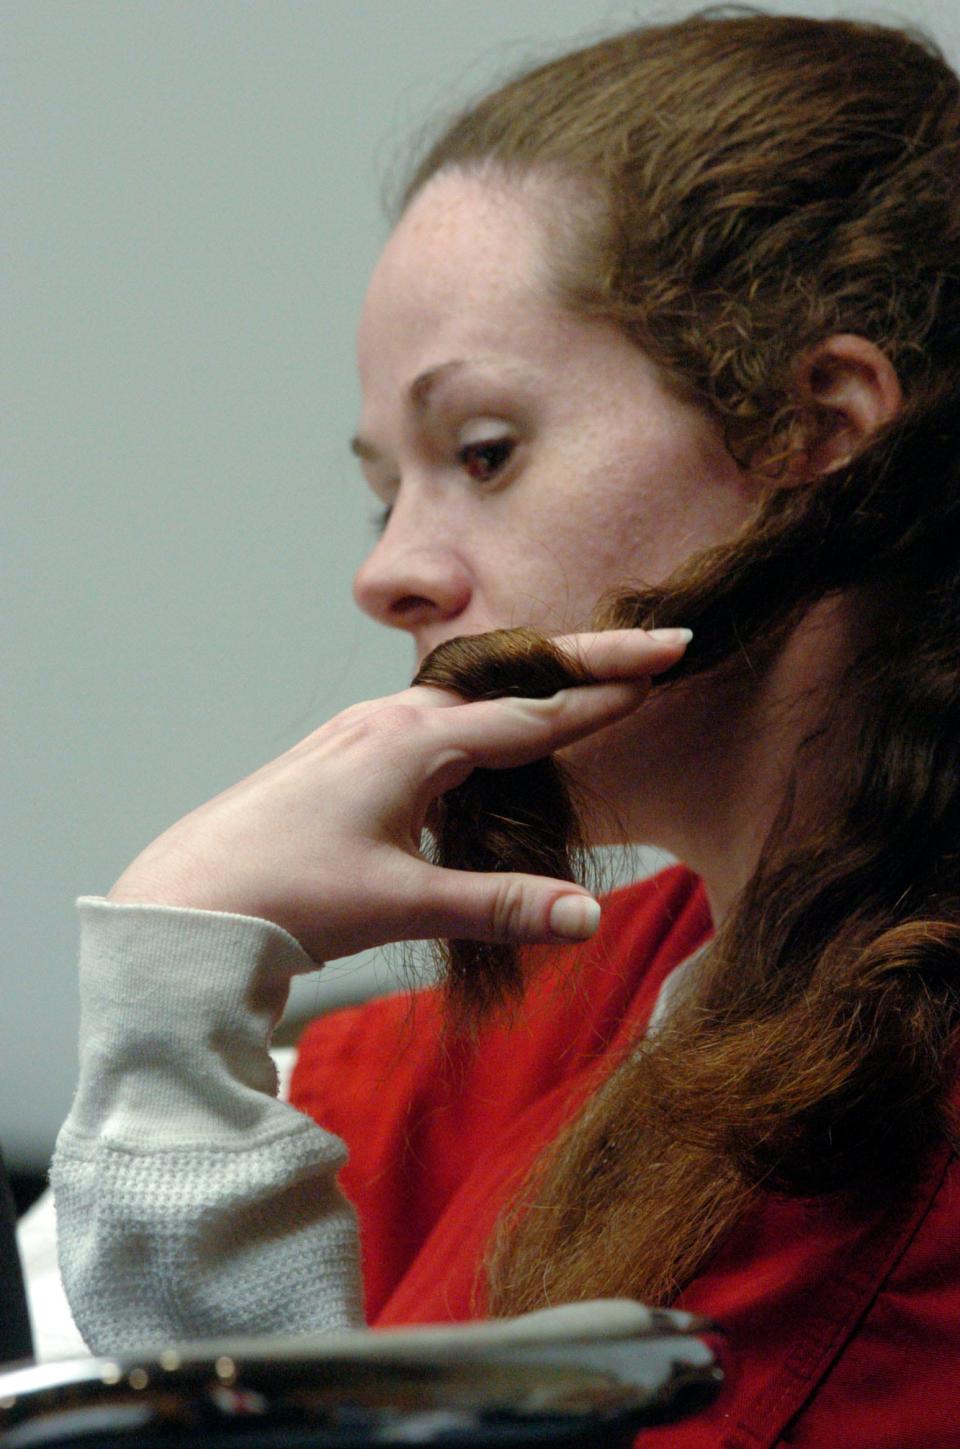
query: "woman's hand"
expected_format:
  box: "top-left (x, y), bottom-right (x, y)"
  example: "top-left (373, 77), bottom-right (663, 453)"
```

top-left (106, 628), bottom-right (690, 964)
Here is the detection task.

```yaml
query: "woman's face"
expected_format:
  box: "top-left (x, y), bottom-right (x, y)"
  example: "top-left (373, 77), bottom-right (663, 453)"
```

top-left (352, 168), bottom-right (757, 664)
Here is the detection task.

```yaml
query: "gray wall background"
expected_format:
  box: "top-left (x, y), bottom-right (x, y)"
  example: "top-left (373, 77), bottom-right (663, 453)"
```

top-left (6, 0), bottom-right (959, 1171)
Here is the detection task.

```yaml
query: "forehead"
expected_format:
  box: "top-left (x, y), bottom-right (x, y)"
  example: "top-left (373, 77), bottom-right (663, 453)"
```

top-left (356, 169), bottom-right (560, 380)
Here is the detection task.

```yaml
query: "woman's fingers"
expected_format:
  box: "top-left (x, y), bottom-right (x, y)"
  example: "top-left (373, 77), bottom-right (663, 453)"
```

top-left (550, 627), bottom-right (693, 680)
top-left (392, 638), bottom-right (697, 944)
top-left (401, 861), bottom-right (603, 946)
top-left (410, 627), bottom-right (692, 713)
top-left (402, 628), bottom-right (692, 793)
top-left (441, 680), bottom-right (650, 774)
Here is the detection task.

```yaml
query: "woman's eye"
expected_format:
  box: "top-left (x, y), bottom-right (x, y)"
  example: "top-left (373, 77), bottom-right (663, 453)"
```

top-left (457, 437), bottom-right (515, 483)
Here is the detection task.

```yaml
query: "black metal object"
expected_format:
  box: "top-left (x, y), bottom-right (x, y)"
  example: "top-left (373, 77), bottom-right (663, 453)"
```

top-left (7, 1174), bottom-right (45, 1221)
top-left (0, 1150), bottom-right (34, 1367)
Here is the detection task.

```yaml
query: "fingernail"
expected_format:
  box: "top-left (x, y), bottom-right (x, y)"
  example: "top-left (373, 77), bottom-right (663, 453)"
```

top-left (549, 895), bottom-right (602, 940)
top-left (647, 627), bottom-right (693, 645)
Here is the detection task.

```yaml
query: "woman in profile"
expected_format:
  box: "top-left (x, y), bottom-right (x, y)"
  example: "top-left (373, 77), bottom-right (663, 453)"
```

top-left (53, 11), bottom-right (960, 1444)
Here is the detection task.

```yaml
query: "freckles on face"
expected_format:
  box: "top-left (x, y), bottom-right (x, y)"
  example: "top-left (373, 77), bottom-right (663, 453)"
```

top-left (353, 168), bottom-right (756, 643)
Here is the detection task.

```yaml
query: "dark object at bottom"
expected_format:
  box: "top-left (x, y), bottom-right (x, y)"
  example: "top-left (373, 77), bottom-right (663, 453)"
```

top-left (0, 1318), bottom-right (722, 1447)
top-left (0, 1151), bottom-right (34, 1367)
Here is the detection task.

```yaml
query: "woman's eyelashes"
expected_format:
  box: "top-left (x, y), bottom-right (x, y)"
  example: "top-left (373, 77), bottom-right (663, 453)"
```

top-left (369, 434), bottom-right (516, 534)
top-left (371, 503), bottom-right (393, 536)
top-left (457, 435), bottom-right (516, 482)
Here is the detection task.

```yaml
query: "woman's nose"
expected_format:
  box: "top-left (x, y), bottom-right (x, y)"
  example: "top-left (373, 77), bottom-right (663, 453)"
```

top-left (352, 517), bottom-right (473, 631)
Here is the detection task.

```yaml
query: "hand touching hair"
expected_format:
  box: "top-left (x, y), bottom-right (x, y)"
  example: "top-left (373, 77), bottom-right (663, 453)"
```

top-left (413, 628), bottom-right (592, 1028)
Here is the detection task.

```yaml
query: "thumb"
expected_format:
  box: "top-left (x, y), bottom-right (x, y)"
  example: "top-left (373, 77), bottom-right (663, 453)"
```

top-left (411, 864), bottom-right (602, 946)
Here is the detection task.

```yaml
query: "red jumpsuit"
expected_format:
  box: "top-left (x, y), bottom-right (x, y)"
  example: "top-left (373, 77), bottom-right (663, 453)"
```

top-left (292, 866), bottom-right (960, 1447)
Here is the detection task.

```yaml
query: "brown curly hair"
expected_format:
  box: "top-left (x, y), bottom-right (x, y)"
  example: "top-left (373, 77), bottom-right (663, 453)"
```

top-left (406, 9), bottom-right (960, 1311)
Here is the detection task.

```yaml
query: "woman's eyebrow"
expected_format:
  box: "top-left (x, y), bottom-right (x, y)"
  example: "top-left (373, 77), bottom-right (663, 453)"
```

top-left (350, 360), bottom-right (469, 461)
top-left (350, 435), bottom-right (381, 463)
top-left (408, 359), bottom-right (467, 412)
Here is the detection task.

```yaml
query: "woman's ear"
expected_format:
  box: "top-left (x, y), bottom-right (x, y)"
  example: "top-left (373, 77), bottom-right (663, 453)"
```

top-left (795, 333), bottom-right (903, 477)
